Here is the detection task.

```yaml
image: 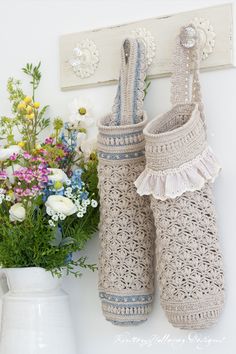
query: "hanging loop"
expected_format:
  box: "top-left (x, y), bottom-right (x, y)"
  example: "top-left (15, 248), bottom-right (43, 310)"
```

top-left (123, 39), bottom-right (131, 63)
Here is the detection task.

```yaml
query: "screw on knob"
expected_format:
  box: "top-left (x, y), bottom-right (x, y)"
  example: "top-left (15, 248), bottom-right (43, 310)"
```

top-left (180, 25), bottom-right (197, 48)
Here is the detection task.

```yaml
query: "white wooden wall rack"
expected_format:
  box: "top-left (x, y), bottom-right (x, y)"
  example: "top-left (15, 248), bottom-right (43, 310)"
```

top-left (59, 3), bottom-right (235, 90)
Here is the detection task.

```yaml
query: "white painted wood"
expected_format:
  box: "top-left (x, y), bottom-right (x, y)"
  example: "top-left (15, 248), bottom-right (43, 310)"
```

top-left (59, 3), bottom-right (234, 90)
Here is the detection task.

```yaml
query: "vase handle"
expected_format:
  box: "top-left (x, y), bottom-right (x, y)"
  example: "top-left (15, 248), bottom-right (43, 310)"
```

top-left (0, 269), bottom-right (9, 332)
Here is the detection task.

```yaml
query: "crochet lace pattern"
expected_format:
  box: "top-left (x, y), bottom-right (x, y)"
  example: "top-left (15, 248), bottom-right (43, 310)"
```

top-left (98, 38), bottom-right (155, 325)
top-left (135, 25), bottom-right (224, 329)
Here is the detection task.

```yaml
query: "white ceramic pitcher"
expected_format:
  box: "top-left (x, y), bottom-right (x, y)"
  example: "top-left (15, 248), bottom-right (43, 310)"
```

top-left (0, 267), bottom-right (77, 354)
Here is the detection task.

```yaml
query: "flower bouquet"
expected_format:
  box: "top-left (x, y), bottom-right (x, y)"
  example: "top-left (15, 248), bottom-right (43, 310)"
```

top-left (0, 63), bottom-right (99, 277)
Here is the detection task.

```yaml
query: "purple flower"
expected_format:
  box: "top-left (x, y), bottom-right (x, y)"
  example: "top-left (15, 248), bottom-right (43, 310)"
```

top-left (45, 137), bottom-right (54, 145)
top-left (23, 152), bottom-right (31, 160)
top-left (13, 162), bottom-right (50, 201)
top-left (0, 171), bottom-right (7, 180)
top-left (9, 153), bottom-right (18, 161)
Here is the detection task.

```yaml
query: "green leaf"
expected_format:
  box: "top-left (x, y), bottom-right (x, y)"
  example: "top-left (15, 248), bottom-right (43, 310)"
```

top-left (50, 227), bottom-right (62, 247)
top-left (60, 237), bottom-right (76, 246)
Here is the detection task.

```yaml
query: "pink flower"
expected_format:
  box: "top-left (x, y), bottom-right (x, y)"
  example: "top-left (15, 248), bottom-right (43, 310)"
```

top-left (13, 162), bottom-right (50, 201)
top-left (40, 149), bottom-right (48, 156)
top-left (23, 189), bottom-right (32, 196)
top-left (31, 185), bottom-right (40, 192)
top-left (37, 157), bottom-right (46, 163)
top-left (9, 153), bottom-right (18, 161)
top-left (15, 188), bottom-right (23, 194)
top-left (45, 137), bottom-right (54, 145)
top-left (23, 152), bottom-right (31, 160)
top-left (0, 171), bottom-right (7, 180)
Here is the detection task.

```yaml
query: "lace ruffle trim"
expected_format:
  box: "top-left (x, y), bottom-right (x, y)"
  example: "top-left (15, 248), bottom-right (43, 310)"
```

top-left (134, 146), bottom-right (221, 200)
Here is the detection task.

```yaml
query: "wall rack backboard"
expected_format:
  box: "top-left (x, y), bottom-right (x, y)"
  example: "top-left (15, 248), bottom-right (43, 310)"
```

top-left (59, 3), bottom-right (235, 90)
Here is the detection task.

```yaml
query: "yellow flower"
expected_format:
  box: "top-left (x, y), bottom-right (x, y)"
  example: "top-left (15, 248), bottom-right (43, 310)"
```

top-left (18, 141), bottom-right (26, 148)
top-left (54, 181), bottom-right (63, 190)
top-left (33, 102), bottom-right (40, 109)
top-left (78, 127), bottom-right (87, 133)
top-left (17, 102), bottom-right (26, 111)
top-left (78, 107), bottom-right (87, 115)
top-left (26, 113), bottom-right (34, 120)
top-left (7, 190), bottom-right (15, 200)
top-left (35, 143), bottom-right (42, 150)
top-left (26, 106), bottom-right (33, 114)
top-left (24, 96), bottom-right (32, 104)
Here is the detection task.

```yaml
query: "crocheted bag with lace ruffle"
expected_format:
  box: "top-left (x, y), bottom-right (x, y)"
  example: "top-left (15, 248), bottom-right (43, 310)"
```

top-left (135, 25), bottom-right (224, 329)
top-left (98, 38), bottom-right (155, 326)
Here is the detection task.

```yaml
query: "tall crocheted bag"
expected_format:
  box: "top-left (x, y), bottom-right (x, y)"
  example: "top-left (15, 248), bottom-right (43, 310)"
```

top-left (97, 38), bottom-right (155, 325)
top-left (135, 25), bottom-right (224, 329)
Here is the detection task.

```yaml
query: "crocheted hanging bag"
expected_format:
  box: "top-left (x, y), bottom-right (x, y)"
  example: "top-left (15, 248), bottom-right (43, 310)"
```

top-left (135, 25), bottom-right (224, 329)
top-left (97, 38), bottom-right (155, 325)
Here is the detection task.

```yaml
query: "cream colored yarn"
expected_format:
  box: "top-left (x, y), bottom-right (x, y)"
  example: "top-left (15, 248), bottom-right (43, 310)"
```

top-left (98, 38), bottom-right (155, 325)
top-left (135, 25), bottom-right (224, 329)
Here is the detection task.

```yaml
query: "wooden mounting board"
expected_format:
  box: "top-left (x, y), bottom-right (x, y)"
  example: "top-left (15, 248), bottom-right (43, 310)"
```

top-left (59, 3), bottom-right (235, 90)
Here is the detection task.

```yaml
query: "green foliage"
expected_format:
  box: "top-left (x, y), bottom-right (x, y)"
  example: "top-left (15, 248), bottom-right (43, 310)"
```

top-left (22, 62), bottom-right (41, 100)
top-left (7, 78), bottom-right (24, 113)
top-left (0, 62), bottom-right (50, 152)
top-left (0, 206), bottom-right (63, 269)
top-left (61, 155), bottom-right (100, 252)
top-left (0, 62), bottom-right (100, 277)
top-left (81, 153), bottom-right (99, 200)
top-left (53, 117), bottom-right (64, 143)
top-left (0, 116), bottom-right (16, 144)
top-left (144, 77), bottom-right (151, 98)
top-left (0, 193), bottom-right (98, 277)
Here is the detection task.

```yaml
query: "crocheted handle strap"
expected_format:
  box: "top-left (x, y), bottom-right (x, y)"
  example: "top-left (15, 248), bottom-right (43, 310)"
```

top-left (112, 38), bottom-right (147, 126)
top-left (170, 24), bottom-right (205, 123)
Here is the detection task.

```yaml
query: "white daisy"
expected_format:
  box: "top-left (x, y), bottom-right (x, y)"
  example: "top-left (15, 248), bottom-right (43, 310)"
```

top-left (91, 199), bottom-right (98, 208)
top-left (46, 207), bottom-right (54, 216)
top-left (82, 199), bottom-right (90, 206)
top-left (68, 97), bottom-right (95, 128)
top-left (59, 213), bottom-right (66, 221)
top-left (81, 137), bottom-right (97, 156)
top-left (65, 179), bottom-right (71, 186)
top-left (52, 214), bottom-right (59, 222)
top-left (49, 220), bottom-right (55, 227)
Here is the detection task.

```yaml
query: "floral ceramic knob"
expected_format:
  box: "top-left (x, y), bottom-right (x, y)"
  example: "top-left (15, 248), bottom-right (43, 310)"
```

top-left (69, 39), bottom-right (100, 79)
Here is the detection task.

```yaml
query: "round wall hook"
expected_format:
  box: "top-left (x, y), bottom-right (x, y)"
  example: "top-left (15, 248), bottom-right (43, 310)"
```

top-left (68, 39), bottom-right (100, 79)
top-left (180, 18), bottom-right (215, 60)
top-left (192, 17), bottom-right (216, 60)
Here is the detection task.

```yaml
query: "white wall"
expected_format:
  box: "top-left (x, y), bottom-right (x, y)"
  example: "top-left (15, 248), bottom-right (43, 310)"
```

top-left (0, 0), bottom-right (235, 353)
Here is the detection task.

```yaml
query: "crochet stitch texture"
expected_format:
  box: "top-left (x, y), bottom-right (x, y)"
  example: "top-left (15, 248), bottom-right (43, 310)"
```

top-left (135, 25), bottom-right (224, 329)
top-left (98, 38), bottom-right (155, 325)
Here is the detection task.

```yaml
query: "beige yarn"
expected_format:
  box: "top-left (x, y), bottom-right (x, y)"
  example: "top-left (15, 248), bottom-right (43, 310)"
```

top-left (98, 38), bottom-right (155, 325)
top-left (135, 25), bottom-right (224, 329)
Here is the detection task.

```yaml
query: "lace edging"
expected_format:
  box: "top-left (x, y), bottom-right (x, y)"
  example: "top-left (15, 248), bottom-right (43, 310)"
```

top-left (135, 40), bottom-right (147, 122)
top-left (134, 146), bottom-right (221, 200)
top-left (111, 39), bottom-right (147, 125)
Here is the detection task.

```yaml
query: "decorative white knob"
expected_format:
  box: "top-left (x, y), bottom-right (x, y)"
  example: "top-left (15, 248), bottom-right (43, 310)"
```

top-left (131, 27), bottom-right (156, 66)
top-left (180, 25), bottom-right (197, 49)
top-left (69, 39), bottom-right (100, 79)
top-left (180, 19), bottom-right (216, 60)
top-left (192, 17), bottom-right (216, 60)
